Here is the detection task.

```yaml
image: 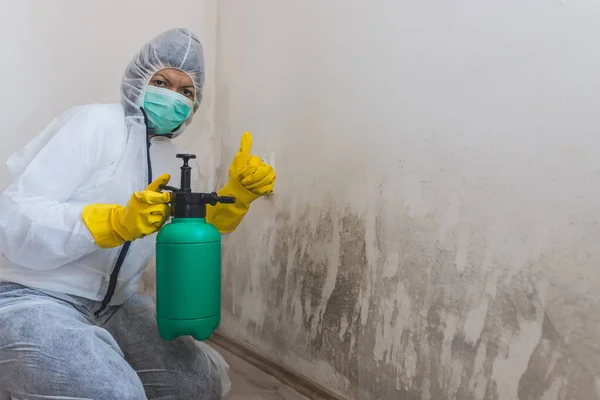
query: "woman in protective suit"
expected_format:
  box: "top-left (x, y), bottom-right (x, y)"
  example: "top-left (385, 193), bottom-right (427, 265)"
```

top-left (0, 28), bottom-right (275, 399)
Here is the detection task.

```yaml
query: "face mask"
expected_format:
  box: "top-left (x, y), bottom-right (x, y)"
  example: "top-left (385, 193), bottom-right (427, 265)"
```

top-left (143, 85), bottom-right (194, 135)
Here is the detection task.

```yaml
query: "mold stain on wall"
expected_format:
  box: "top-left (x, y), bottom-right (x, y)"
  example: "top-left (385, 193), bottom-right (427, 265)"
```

top-left (261, 204), bottom-right (368, 385)
top-left (220, 193), bottom-right (600, 400)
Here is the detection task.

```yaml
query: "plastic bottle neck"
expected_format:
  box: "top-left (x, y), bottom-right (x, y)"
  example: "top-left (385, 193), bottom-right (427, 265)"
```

top-left (171, 218), bottom-right (206, 223)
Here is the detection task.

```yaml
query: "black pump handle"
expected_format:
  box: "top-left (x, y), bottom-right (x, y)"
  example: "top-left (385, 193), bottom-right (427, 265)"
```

top-left (176, 154), bottom-right (196, 165)
top-left (175, 154), bottom-right (196, 193)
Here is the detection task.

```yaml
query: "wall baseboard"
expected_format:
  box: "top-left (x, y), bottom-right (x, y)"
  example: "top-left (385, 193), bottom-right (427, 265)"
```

top-left (210, 332), bottom-right (347, 400)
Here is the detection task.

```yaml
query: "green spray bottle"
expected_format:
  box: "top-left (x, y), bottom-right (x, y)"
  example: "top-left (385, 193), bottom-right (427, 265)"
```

top-left (156, 154), bottom-right (235, 341)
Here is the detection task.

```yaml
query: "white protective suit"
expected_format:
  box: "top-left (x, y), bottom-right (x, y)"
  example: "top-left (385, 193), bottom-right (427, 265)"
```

top-left (0, 28), bottom-right (204, 306)
top-left (0, 28), bottom-right (232, 399)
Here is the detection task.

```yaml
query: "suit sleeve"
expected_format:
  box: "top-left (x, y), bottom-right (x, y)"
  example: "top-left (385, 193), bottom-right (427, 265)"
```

top-left (0, 106), bottom-right (114, 270)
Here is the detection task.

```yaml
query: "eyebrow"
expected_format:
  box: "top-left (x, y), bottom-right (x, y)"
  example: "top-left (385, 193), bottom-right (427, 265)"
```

top-left (154, 74), bottom-right (170, 84)
top-left (153, 73), bottom-right (194, 90)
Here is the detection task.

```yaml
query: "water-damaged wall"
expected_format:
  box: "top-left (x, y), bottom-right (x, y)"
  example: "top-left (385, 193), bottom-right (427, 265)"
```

top-left (214, 1), bottom-right (600, 399)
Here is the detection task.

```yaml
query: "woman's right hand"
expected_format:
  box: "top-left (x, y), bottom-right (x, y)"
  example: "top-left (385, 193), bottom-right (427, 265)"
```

top-left (82, 174), bottom-right (172, 248)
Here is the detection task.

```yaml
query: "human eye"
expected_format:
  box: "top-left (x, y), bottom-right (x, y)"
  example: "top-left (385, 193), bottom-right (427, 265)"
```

top-left (181, 89), bottom-right (194, 100)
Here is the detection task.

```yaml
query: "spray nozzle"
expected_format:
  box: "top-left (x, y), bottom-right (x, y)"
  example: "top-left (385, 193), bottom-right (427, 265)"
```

top-left (203, 192), bottom-right (236, 205)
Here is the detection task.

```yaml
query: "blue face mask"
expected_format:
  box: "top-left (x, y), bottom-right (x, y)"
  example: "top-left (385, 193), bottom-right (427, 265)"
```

top-left (143, 85), bottom-right (194, 135)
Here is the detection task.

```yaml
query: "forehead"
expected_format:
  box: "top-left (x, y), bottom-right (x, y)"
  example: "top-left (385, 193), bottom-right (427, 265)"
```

top-left (153, 68), bottom-right (194, 86)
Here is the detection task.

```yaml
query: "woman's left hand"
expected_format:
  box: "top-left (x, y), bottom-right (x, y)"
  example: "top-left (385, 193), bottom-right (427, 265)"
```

top-left (229, 132), bottom-right (276, 197)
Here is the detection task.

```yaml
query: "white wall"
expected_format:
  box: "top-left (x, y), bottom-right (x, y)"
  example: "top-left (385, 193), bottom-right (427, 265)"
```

top-left (216, 1), bottom-right (600, 399)
top-left (0, 0), bottom-right (219, 190)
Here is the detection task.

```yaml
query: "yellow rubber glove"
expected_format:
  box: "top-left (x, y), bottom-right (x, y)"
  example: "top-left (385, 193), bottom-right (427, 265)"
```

top-left (82, 174), bottom-right (172, 248)
top-left (240, 155), bottom-right (276, 195)
top-left (207, 132), bottom-right (276, 233)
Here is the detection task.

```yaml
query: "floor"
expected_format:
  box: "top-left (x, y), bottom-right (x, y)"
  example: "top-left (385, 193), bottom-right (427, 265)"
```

top-left (209, 342), bottom-right (309, 400)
